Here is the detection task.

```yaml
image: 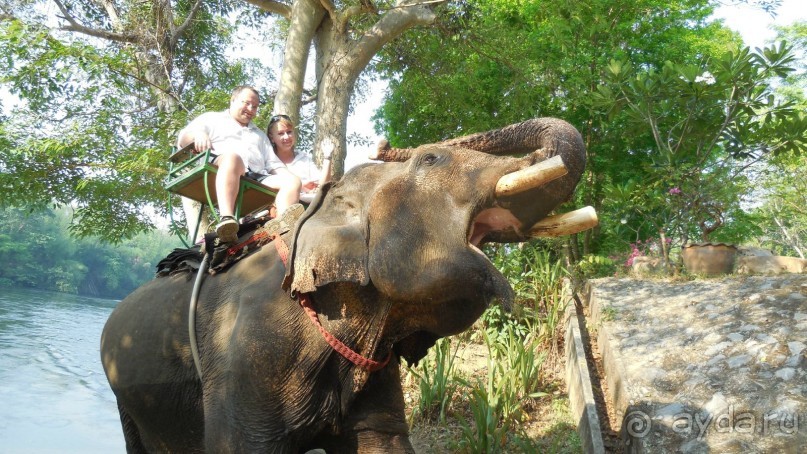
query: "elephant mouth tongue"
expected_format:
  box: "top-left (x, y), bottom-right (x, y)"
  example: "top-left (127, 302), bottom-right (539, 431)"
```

top-left (468, 207), bottom-right (520, 245)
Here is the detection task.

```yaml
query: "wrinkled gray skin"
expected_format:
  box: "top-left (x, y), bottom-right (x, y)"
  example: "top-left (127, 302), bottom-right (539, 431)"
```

top-left (101, 118), bottom-right (585, 453)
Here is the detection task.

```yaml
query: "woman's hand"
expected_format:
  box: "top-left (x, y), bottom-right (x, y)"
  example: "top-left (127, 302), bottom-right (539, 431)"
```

top-left (302, 181), bottom-right (319, 193)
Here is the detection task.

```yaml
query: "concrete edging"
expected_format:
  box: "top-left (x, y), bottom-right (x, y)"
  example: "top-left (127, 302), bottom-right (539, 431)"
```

top-left (587, 281), bottom-right (645, 453)
top-left (564, 283), bottom-right (606, 454)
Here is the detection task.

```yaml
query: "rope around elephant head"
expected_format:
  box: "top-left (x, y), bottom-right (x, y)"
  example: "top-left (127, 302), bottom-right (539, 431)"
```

top-left (273, 235), bottom-right (391, 373)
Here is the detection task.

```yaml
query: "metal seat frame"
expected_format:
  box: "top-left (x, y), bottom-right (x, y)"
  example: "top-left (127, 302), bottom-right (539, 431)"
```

top-left (165, 144), bottom-right (276, 247)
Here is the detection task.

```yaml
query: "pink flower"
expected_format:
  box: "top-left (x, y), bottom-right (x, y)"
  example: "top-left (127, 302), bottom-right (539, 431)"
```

top-left (669, 187), bottom-right (682, 195)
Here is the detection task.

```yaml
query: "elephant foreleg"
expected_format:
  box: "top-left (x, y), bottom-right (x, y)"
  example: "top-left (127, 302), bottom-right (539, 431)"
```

top-left (314, 358), bottom-right (415, 453)
top-left (354, 430), bottom-right (415, 453)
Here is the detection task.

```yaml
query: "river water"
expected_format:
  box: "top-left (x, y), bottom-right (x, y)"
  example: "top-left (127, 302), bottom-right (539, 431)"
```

top-left (0, 287), bottom-right (124, 453)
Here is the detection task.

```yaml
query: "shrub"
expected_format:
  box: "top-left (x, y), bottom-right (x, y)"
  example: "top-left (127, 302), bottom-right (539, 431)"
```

top-left (575, 254), bottom-right (617, 279)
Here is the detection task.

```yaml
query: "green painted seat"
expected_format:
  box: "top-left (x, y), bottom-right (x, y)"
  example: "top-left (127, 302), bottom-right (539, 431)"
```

top-left (165, 144), bottom-right (277, 246)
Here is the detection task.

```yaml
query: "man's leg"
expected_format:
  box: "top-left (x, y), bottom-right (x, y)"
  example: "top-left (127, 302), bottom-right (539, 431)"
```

top-left (212, 153), bottom-right (246, 242)
top-left (213, 153), bottom-right (246, 218)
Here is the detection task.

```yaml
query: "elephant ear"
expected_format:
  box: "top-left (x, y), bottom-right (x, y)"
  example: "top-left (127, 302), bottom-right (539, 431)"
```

top-left (284, 176), bottom-right (372, 294)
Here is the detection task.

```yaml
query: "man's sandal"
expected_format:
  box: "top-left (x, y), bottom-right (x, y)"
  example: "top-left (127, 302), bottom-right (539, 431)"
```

top-left (215, 216), bottom-right (239, 243)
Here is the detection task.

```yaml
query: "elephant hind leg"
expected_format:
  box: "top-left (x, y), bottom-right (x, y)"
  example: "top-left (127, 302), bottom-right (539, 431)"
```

top-left (117, 402), bottom-right (148, 453)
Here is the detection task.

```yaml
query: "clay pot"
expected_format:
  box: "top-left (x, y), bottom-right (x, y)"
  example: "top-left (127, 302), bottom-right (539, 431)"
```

top-left (682, 243), bottom-right (738, 276)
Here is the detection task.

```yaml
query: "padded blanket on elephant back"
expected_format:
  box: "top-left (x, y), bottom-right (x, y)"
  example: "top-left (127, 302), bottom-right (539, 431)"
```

top-left (156, 215), bottom-right (288, 276)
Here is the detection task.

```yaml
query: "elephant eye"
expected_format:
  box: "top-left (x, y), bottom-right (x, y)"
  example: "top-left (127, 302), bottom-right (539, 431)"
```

top-left (422, 153), bottom-right (439, 166)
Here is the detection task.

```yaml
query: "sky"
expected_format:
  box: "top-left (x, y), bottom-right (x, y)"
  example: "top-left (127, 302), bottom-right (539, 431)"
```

top-left (343, 0), bottom-right (806, 168)
top-left (711, 0), bottom-right (804, 49)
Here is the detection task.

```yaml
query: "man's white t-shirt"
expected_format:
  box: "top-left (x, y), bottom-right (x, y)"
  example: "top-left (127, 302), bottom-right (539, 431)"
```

top-left (177, 110), bottom-right (284, 174)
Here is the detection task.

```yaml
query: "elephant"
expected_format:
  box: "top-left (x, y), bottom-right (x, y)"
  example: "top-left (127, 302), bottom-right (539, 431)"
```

top-left (100, 117), bottom-right (590, 453)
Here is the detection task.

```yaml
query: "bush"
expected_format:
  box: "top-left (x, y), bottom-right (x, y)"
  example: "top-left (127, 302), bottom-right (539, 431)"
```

top-left (573, 254), bottom-right (617, 281)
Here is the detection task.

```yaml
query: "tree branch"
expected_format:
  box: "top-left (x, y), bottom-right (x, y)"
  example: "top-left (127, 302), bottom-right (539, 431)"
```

top-left (244, 0), bottom-right (292, 19)
top-left (53, 0), bottom-right (139, 43)
top-left (347, 0), bottom-right (439, 68)
top-left (171, 0), bottom-right (205, 48)
top-left (91, 0), bottom-right (121, 28)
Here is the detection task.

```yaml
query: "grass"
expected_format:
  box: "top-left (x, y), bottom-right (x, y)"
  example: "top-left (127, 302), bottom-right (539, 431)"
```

top-left (403, 243), bottom-right (582, 453)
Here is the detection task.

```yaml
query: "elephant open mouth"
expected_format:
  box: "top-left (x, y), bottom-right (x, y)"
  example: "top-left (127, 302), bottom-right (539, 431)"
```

top-left (466, 154), bottom-right (576, 246)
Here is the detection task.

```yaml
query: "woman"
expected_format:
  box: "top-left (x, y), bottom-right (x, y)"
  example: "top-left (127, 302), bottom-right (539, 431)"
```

top-left (265, 114), bottom-right (333, 204)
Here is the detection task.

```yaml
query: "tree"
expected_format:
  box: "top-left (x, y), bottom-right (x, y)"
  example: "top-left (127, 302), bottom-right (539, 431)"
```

top-left (751, 153), bottom-right (807, 257)
top-left (1, 0), bottom-right (445, 241)
top-left (0, 1), bottom-right (249, 241)
top-left (374, 0), bottom-right (744, 258)
top-left (747, 20), bottom-right (807, 258)
top-left (0, 206), bottom-right (178, 297)
top-left (265, 0), bottom-right (439, 177)
top-left (593, 44), bottom-right (805, 259)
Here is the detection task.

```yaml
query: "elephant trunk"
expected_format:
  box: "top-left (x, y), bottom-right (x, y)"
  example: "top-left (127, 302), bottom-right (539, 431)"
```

top-left (370, 140), bottom-right (414, 162)
top-left (436, 117), bottom-right (583, 160)
top-left (370, 117), bottom-right (592, 242)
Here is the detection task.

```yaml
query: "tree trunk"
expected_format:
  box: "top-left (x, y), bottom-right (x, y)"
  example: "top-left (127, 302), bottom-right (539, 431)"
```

top-left (274, 0), bottom-right (326, 122)
top-left (273, 0), bottom-right (437, 177)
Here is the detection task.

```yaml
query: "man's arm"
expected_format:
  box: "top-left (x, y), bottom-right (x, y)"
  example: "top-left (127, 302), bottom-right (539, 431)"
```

top-left (177, 113), bottom-right (213, 152)
top-left (178, 129), bottom-right (212, 153)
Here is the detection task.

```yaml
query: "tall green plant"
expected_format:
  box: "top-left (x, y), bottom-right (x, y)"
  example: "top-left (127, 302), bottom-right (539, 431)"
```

top-left (488, 243), bottom-right (570, 353)
top-left (456, 326), bottom-right (549, 452)
top-left (407, 337), bottom-right (460, 425)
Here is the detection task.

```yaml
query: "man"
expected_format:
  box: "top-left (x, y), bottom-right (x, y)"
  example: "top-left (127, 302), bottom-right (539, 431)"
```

top-left (176, 86), bottom-right (302, 243)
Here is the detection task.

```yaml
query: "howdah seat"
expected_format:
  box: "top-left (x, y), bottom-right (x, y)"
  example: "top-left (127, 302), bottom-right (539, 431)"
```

top-left (165, 144), bottom-right (277, 246)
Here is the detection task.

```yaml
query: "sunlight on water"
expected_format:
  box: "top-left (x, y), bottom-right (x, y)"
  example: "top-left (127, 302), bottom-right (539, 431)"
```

top-left (0, 288), bottom-right (124, 453)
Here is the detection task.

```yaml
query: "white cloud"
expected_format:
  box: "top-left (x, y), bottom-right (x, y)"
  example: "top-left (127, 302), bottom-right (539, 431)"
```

top-left (712, 0), bottom-right (805, 50)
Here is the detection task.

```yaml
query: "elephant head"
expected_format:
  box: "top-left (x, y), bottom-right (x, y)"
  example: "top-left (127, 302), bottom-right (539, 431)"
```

top-left (286, 117), bottom-right (589, 361)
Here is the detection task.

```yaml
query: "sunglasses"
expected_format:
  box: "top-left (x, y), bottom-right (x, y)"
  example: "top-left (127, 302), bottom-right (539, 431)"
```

top-left (269, 114), bottom-right (291, 125)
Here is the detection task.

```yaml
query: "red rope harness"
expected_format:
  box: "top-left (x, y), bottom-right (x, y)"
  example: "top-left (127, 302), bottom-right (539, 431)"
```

top-left (226, 229), bottom-right (271, 256)
top-left (273, 236), bottom-right (390, 372)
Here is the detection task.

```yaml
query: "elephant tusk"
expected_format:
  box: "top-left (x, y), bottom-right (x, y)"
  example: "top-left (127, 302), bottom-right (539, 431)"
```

top-left (528, 206), bottom-right (598, 238)
top-left (494, 155), bottom-right (567, 197)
